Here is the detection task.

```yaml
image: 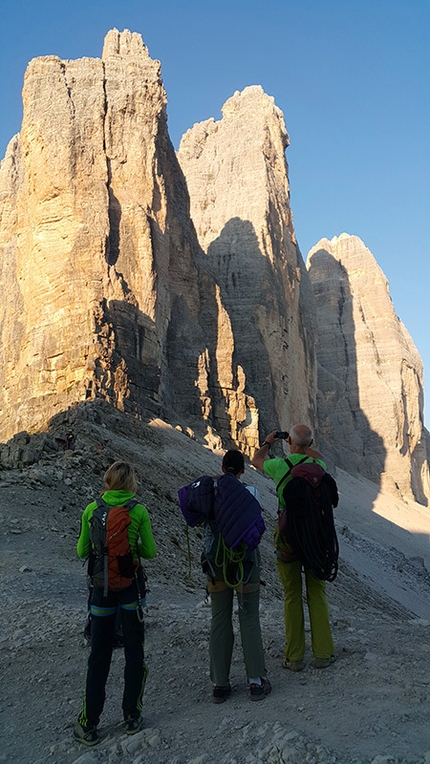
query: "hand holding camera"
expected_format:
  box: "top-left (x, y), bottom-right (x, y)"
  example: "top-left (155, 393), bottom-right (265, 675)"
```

top-left (261, 430), bottom-right (289, 449)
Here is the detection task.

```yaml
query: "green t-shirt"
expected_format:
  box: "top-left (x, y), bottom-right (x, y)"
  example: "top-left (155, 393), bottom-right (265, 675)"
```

top-left (264, 454), bottom-right (326, 508)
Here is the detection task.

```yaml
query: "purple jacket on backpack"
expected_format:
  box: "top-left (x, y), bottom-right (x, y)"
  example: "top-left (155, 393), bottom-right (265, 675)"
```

top-left (177, 475), bottom-right (215, 527)
top-left (178, 473), bottom-right (265, 550)
top-left (214, 474), bottom-right (265, 551)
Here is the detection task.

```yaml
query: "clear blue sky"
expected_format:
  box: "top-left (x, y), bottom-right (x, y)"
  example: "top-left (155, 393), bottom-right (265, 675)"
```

top-left (1, 0), bottom-right (429, 424)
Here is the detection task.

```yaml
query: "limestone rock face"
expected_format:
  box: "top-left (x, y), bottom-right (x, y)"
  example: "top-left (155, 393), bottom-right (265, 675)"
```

top-left (178, 86), bottom-right (317, 448)
top-left (5, 28), bottom-right (426, 505)
top-left (307, 234), bottom-right (429, 504)
top-left (0, 29), bottom-right (207, 441)
top-left (0, 35), bottom-right (316, 454)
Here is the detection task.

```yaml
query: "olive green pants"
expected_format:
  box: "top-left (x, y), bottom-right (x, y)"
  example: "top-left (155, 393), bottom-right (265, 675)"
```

top-left (208, 576), bottom-right (266, 686)
top-left (276, 558), bottom-right (334, 661)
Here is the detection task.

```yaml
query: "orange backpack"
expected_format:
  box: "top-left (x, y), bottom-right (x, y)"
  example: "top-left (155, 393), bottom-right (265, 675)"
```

top-left (88, 498), bottom-right (139, 595)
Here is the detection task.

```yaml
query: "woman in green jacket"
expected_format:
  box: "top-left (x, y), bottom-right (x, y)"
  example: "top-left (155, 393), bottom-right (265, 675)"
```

top-left (74, 461), bottom-right (156, 747)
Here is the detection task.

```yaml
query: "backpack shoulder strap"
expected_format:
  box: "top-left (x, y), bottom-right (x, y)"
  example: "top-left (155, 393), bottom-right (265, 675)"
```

top-left (95, 496), bottom-right (109, 509)
top-left (275, 455), bottom-right (310, 494)
top-left (123, 498), bottom-right (139, 510)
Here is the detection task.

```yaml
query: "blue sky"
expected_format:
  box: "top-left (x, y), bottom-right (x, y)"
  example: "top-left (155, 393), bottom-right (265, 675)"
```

top-left (1, 0), bottom-right (429, 424)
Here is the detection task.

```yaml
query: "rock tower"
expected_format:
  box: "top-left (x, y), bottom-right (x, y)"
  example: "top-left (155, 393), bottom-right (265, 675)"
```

top-left (178, 86), bottom-right (317, 447)
top-left (307, 234), bottom-right (429, 503)
top-left (0, 29), bottom-right (208, 440)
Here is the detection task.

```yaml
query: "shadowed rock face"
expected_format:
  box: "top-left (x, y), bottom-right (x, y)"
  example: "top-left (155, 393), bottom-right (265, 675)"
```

top-left (0, 29), bottom-right (207, 440)
top-left (307, 234), bottom-right (429, 504)
top-left (178, 86), bottom-right (317, 449)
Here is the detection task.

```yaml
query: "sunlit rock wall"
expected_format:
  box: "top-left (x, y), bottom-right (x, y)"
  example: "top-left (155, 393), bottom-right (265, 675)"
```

top-left (0, 29), bottom-right (207, 440)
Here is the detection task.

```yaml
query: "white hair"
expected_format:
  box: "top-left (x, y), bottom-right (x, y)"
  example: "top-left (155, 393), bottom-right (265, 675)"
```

top-left (289, 424), bottom-right (312, 448)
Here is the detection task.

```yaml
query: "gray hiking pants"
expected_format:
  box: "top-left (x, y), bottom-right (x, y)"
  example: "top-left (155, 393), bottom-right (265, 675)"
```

top-left (208, 563), bottom-right (266, 686)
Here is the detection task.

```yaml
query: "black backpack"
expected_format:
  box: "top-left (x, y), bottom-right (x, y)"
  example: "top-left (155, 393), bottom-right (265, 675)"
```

top-left (277, 459), bottom-right (339, 582)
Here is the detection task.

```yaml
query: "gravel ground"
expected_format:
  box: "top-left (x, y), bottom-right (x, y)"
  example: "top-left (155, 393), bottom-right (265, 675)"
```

top-left (1, 400), bottom-right (430, 764)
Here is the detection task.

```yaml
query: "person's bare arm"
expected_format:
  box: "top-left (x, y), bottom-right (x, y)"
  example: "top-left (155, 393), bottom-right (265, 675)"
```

top-left (251, 431), bottom-right (278, 471)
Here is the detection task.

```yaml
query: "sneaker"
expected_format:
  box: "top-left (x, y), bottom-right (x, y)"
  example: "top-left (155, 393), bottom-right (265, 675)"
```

top-left (125, 715), bottom-right (142, 735)
top-left (73, 722), bottom-right (100, 746)
top-left (282, 658), bottom-right (304, 672)
top-left (314, 655), bottom-right (335, 669)
top-left (249, 677), bottom-right (272, 701)
top-left (212, 683), bottom-right (232, 704)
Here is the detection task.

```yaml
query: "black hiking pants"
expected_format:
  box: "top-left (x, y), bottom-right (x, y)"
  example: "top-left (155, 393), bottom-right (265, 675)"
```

top-left (79, 582), bottom-right (147, 728)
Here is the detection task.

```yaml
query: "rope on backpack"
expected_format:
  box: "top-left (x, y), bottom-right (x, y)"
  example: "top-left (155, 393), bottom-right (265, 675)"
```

top-left (214, 535), bottom-right (247, 588)
top-left (288, 482), bottom-right (339, 582)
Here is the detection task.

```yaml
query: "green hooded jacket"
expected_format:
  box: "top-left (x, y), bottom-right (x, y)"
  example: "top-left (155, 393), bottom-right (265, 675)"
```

top-left (77, 489), bottom-right (156, 561)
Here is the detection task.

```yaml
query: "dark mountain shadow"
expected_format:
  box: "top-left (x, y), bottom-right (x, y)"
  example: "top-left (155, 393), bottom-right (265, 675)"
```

top-left (88, 287), bottom-right (210, 430)
top-left (307, 247), bottom-right (386, 490)
top-left (105, 187), bottom-right (121, 266)
top-left (105, 158), bottom-right (121, 266)
top-left (400, 370), bottom-right (429, 506)
top-left (202, 218), bottom-right (287, 442)
top-left (143, 118), bottom-right (221, 433)
top-left (95, 134), bottom-right (213, 430)
top-left (88, 297), bottom-right (161, 418)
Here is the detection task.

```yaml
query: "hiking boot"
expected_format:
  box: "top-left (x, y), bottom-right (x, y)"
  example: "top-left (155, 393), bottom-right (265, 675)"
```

top-left (73, 722), bottom-right (100, 747)
top-left (125, 715), bottom-right (142, 735)
top-left (212, 683), bottom-right (232, 704)
top-left (314, 655), bottom-right (335, 669)
top-left (282, 658), bottom-right (304, 672)
top-left (249, 677), bottom-right (272, 701)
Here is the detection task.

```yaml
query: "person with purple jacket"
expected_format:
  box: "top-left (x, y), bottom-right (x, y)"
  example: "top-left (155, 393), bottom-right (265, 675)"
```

top-left (202, 449), bottom-right (271, 704)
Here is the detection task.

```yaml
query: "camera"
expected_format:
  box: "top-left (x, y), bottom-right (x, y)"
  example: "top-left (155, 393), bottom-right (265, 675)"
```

top-left (275, 431), bottom-right (289, 439)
